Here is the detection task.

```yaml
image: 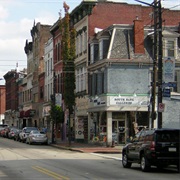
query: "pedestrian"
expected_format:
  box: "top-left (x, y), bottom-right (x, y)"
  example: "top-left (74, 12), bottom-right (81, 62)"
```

top-left (42, 126), bottom-right (47, 133)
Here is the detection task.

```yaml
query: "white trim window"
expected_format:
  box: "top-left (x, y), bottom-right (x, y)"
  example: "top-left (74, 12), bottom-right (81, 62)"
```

top-left (76, 36), bottom-right (79, 56)
top-left (76, 67), bottom-right (86, 93)
top-left (99, 38), bottom-right (109, 60)
top-left (84, 31), bottom-right (87, 52)
top-left (90, 44), bottom-right (94, 64)
top-left (163, 38), bottom-right (178, 59)
top-left (90, 43), bottom-right (99, 64)
top-left (79, 34), bottom-right (82, 54)
top-left (99, 39), bottom-right (103, 60)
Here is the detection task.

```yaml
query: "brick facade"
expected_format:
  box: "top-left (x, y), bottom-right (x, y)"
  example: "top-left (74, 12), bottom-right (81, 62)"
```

top-left (0, 85), bottom-right (6, 124)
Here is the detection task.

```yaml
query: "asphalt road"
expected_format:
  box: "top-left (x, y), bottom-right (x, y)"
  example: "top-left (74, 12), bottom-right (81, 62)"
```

top-left (0, 137), bottom-right (179, 180)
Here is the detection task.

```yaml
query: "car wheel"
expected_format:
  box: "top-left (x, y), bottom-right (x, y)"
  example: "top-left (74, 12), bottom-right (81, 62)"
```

top-left (122, 153), bottom-right (132, 168)
top-left (177, 164), bottom-right (180, 173)
top-left (140, 154), bottom-right (150, 172)
top-left (29, 140), bottom-right (31, 145)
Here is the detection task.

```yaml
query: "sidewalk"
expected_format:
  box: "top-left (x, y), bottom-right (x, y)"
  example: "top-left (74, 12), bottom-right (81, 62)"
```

top-left (50, 141), bottom-right (123, 154)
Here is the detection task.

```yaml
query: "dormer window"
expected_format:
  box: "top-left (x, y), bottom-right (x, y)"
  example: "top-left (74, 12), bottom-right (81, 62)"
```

top-left (162, 30), bottom-right (179, 60)
top-left (90, 43), bottom-right (99, 64)
top-left (167, 40), bottom-right (174, 57)
top-left (99, 38), bottom-right (110, 60)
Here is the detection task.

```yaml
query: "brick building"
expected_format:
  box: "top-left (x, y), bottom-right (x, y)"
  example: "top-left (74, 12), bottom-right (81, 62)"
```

top-left (0, 85), bottom-right (6, 124)
top-left (3, 70), bottom-right (20, 126)
top-left (22, 22), bottom-right (52, 128)
top-left (70, 0), bottom-right (180, 144)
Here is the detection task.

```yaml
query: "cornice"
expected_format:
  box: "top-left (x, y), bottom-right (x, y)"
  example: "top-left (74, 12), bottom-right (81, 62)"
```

top-left (70, 1), bottom-right (97, 25)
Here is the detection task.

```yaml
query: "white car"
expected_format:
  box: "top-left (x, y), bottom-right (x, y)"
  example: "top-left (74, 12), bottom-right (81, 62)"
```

top-left (26, 130), bottom-right (48, 145)
top-left (19, 127), bottom-right (38, 143)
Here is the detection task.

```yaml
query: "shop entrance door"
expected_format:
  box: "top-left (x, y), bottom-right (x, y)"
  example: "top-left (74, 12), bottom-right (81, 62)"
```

top-left (112, 120), bottom-right (125, 144)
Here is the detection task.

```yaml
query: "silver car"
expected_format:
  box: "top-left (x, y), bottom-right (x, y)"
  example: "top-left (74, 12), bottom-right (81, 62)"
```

top-left (26, 130), bottom-right (48, 145)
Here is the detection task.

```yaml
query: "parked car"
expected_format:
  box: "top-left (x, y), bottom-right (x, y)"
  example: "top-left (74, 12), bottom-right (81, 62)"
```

top-left (13, 129), bottom-right (22, 141)
top-left (26, 130), bottom-right (48, 145)
top-left (3, 127), bottom-right (11, 138)
top-left (8, 128), bottom-right (19, 139)
top-left (19, 127), bottom-right (38, 143)
top-left (0, 127), bottom-right (5, 137)
top-left (122, 128), bottom-right (180, 172)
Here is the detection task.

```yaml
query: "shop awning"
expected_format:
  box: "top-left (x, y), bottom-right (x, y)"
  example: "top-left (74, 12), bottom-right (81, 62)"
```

top-left (24, 109), bottom-right (36, 117)
top-left (18, 111), bottom-right (25, 118)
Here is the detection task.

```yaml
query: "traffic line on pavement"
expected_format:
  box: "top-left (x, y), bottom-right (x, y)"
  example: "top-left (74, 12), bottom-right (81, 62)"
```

top-left (91, 153), bottom-right (122, 161)
top-left (32, 166), bottom-right (69, 180)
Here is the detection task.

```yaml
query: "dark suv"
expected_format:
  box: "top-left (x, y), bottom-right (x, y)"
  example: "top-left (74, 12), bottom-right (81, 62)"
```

top-left (122, 128), bottom-right (180, 172)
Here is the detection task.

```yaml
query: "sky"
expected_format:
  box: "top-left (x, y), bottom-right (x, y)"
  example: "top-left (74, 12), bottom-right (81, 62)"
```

top-left (0, 0), bottom-right (179, 85)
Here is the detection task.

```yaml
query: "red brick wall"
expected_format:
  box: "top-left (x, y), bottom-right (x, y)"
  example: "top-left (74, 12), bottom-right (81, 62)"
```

top-left (134, 20), bottom-right (144, 54)
top-left (39, 73), bottom-right (45, 103)
top-left (88, 2), bottom-right (180, 37)
top-left (0, 85), bottom-right (6, 114)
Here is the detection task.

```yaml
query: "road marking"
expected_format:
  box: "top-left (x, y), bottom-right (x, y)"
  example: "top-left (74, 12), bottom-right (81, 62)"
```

top-left (32, 166), bottom-right (69, 180)
top-left (91, 153), bottom-right (122, 161)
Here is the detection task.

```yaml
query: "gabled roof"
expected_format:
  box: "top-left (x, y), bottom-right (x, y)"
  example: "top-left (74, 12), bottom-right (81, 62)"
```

top-left (148, 29), bottom-right (180, 38)
top-left (162, 29), bottom-right (180, 38)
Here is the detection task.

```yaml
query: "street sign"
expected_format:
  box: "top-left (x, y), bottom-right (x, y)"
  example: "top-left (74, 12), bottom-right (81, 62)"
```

top-left (163, 88), bottom-right (171, 98)
top-left (158, 103), bottom-right (165, 112)
top-left (162, 82), bottom-right (176, 88)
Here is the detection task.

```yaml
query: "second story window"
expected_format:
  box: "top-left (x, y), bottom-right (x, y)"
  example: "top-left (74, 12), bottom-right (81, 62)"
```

top-left (76, 66), bottom-right (87, 93)
top-left (40, 86), bottom-right (44, 99)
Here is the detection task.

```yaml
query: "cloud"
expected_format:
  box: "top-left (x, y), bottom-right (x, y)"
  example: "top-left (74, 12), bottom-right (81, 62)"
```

top-left (35, 10), bottom-right (59, 25)
top-left (0, 5), bottom-right (9, 20)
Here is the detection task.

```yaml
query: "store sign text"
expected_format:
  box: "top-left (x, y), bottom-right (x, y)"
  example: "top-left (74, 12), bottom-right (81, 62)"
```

top-left (110, 97), bottom-right (139, 106)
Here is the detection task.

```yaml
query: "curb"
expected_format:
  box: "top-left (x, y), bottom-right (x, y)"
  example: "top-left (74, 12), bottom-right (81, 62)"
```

top-left (50, 144), bottom-right (122, 154)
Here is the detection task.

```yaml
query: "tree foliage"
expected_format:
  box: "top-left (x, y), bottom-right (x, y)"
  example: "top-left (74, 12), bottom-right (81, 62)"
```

top-left (61, 11), bottom-right (76, 114)
top-left (50, 104), bottom-right (64, 123)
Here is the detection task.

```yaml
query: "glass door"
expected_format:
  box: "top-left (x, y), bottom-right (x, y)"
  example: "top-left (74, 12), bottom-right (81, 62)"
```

top-left (112, 120), bottom-right (125, 144)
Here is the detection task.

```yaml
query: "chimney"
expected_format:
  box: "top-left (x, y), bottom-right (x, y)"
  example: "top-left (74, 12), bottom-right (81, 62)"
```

top-left (134, 19), bottom-right (145, 54)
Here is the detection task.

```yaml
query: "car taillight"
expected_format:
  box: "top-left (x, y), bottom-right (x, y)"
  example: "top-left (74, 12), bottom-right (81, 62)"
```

top-left (150, 141), bottom-right (155, 150)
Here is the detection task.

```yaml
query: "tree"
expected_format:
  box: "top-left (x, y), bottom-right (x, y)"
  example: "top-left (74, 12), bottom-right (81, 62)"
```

top-left (50, 103), bottom-right (64, 124)
top-left (60, 3), bottom-right (76, 145)
top-left (61, 5), bottom-right (76, 115)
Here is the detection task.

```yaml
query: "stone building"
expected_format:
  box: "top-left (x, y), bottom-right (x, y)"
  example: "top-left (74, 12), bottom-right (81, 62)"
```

top-left (21, 22), bottom-right (52, 128)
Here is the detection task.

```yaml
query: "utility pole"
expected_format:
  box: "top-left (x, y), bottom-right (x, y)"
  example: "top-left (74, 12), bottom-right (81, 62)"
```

top-left (151, 0), bottom-right (158, 128)
top-left (51, 72), bottom-right (57, 144)
top-left (157, 0), bottom-right (163, 128)
top-left (135, 0), bottom-right (163, 128)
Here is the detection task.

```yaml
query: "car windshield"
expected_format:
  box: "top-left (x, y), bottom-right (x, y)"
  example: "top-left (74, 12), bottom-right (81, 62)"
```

top-left (156, 130), bottom-right (179, 142)
top-left (25, 128), bottom-right (37, 133)
top-left (31, 130), bottom-right (40, 134)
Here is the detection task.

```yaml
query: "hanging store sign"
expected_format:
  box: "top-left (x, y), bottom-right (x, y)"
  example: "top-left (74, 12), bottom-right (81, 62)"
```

top-left (55, 93), bottom-right (62, 107)
top-left (163, 57), bottom-right (175, 83)
top-left (163, 88), bottom-right (171, 98)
